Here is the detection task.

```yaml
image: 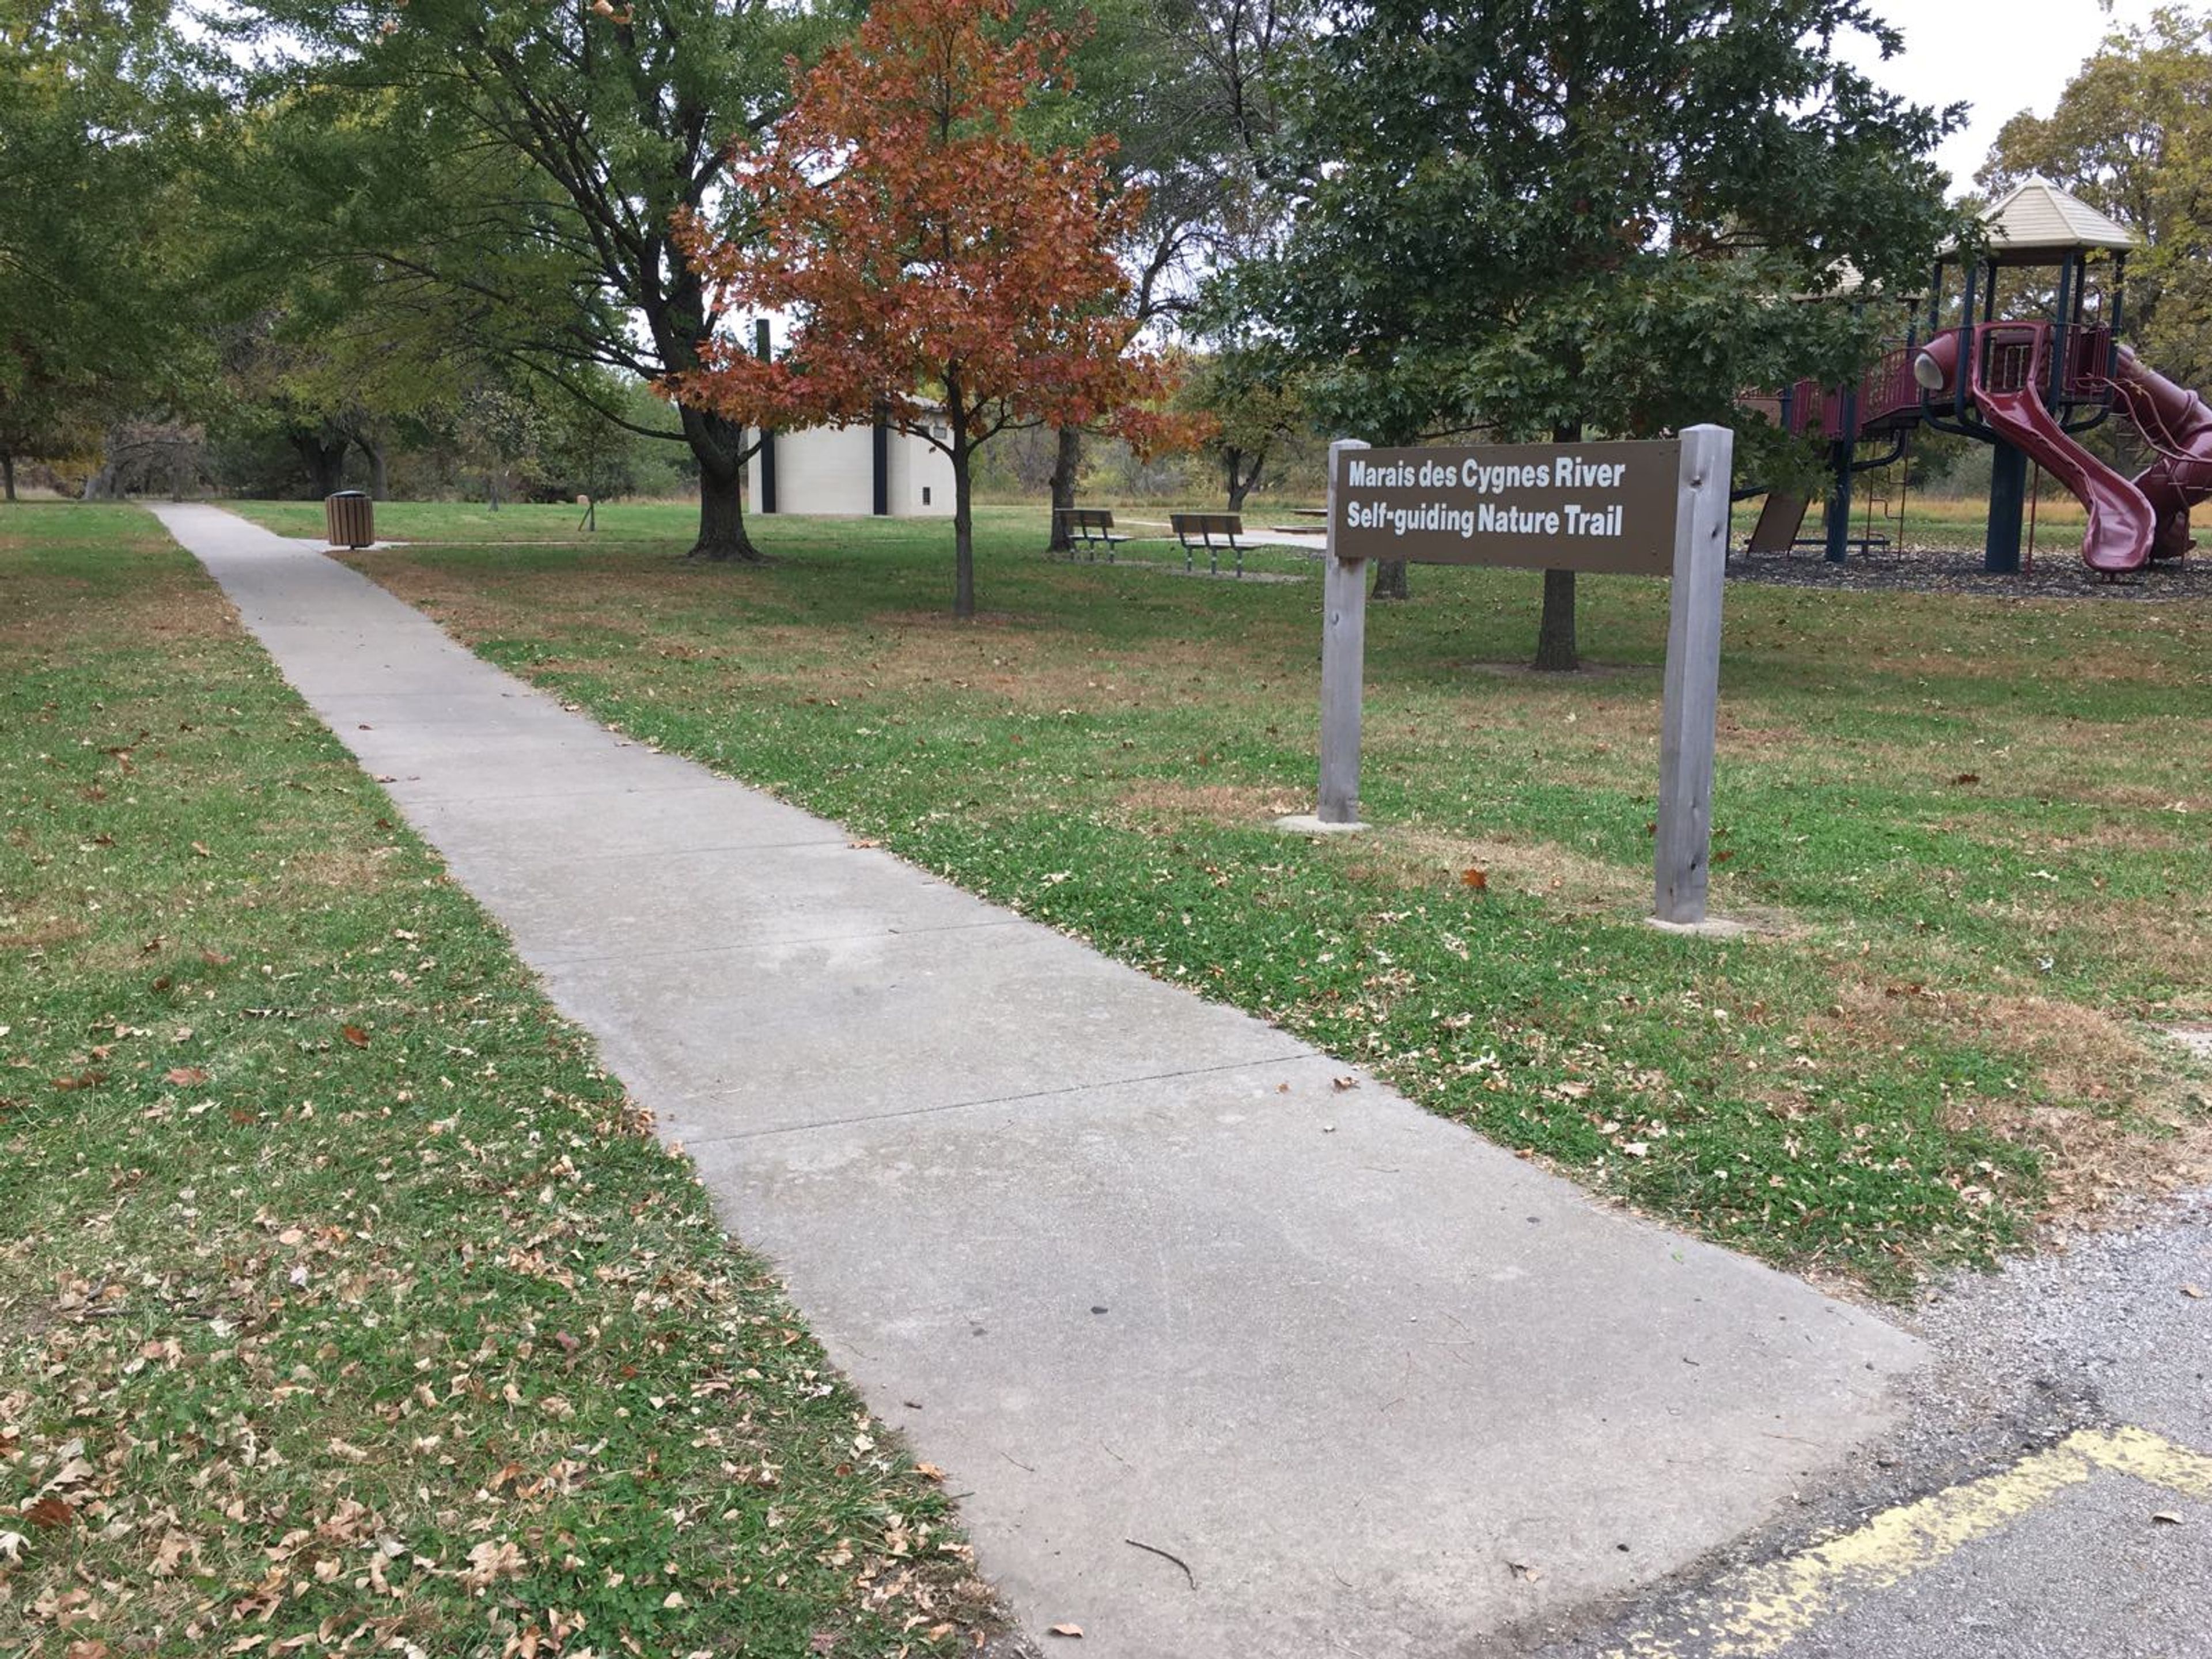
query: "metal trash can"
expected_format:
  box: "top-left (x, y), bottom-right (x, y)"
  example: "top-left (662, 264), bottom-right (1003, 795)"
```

top-left (324, 490), bottom-right (374, 550)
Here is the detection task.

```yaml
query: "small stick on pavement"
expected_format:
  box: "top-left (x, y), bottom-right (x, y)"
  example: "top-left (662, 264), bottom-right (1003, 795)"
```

top-left (1124, 1536), bottom-right (1196, 1590)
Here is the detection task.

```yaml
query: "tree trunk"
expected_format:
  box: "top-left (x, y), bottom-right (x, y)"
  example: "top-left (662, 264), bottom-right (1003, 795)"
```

top-left (1, 452), bottom-right (14, 503)
top-left (694, 463), bottom-right (762, 562)
top-left (1533, 420), bottom-right (1582, 671)
top-left (1372, 558), bottom-right (1409, 601)
top-left (683, 408), bottom-right (763, 562)
top-left (952, 446), bottom-right (977, 619)
top-left (361, 436), bottom-right (389, 501)
top-left (1533, 568), bottom-right (1580, 671)
top-left (1047, 424), bottom-right (1080, 552)
top-left (944, 373), bottom-right (977, 616)
top-left (1226, 445), bottom-right (1268, 513)
top-left (486, 472), bottom-right (501, 511)
top-left (292, 434), bottom-right (347, 498)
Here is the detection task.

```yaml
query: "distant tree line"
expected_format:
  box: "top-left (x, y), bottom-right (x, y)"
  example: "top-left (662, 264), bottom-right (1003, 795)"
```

top-left (22, 0), bottom-right (2196, 639)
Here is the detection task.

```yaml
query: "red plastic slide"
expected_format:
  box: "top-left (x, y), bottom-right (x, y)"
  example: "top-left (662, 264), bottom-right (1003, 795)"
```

top-left (1916, 328), bottom-right (2155, 573)
top-left (2111, 346), bottom-right (2212, 561)
top-left (1973, 384), bottom-right (2156, 574)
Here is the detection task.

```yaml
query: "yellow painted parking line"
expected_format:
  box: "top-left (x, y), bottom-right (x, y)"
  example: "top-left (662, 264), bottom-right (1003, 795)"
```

top-left (1607, 1426), bottom-right (2212, 1658)
top-left (2075, 1423), bottom-right (2212, 1499)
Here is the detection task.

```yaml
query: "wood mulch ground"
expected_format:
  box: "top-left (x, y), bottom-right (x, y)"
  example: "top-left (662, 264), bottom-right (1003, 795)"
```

top-left (1729, 539), bottom-right (2209, 602)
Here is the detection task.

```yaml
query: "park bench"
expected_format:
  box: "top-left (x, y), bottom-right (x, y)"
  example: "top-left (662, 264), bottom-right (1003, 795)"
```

top-left (1056, 506), bottom-right (1128, 561)
top-left (1171, 511), bottom-right (1250, 577)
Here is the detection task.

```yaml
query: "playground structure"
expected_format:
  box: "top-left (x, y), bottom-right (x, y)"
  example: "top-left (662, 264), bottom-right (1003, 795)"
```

top-left (1746, 179), bottom-right (2212, 576)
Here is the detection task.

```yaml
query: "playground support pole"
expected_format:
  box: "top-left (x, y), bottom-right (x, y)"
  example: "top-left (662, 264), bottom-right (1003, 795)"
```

top-left (1317, 438), bottom-right (1370, 824)
top-left (2112, 253), bottom-right (2127, 362)
top-left (1955, 264), bottom-right (1979, 425)
top-left (1824, 437), bottom-right (1854, 563)
top-left (1987, 441), bottom-right (2027, 573)
top-left (1824, 374), bottom-right (1859, 562)
top-left (1898, 440), bottom-right (1911, 551)
top-left (2027, 463), bottom-right (2042, 568)
top-left (2050, 255), bottom-right (2076, 406)
top-left (1654, 425), bottom-right (1734, 927)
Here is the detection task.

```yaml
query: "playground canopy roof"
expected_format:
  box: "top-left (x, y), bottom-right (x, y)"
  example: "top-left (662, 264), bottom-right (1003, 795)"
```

top-left (1949, 177), bottom-right (2139, 266)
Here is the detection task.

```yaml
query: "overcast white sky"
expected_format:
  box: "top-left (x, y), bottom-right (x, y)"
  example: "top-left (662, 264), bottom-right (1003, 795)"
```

top-left (1843, 0), bottom-right (2168, 195)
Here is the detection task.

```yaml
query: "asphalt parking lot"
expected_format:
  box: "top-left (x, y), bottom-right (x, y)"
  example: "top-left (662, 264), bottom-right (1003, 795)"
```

top-left (1531, 1191), bottom-right (2212, 1659)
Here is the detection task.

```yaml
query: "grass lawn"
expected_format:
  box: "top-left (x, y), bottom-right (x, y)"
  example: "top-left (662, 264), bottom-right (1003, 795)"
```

top-left (226, 499), bottom-right (701, 547)
top-left (228, 484), bottom-right (2075, 559)
top-left (245, 497), bottom-right (2212, 1298)
top-left (1, 503), bottom-right (996, 1657)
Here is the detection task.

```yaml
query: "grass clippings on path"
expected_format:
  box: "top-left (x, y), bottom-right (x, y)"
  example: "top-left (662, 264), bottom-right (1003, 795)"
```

top-left (0, 503), bottom-right (995, 1657)
top-left (309, 502), bottom-right (2212, 1297)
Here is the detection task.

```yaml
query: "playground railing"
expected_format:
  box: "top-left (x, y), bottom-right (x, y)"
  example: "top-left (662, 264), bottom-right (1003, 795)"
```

top-left (1758, 322), bottom-right (2118, 447)
top-left (1812, 347), bottom-right (1934, 440)
top-left (1858, 345), bottom-right (1923, 429)
top-left (1782, 379), bottom-right (1825, 438)
top-left (1982, 325), bottom-right (2041, 396)
top-left (1957, 320), bottom-right (2115, 402)
top-left (2061, 324), bottom-right (2115, 399)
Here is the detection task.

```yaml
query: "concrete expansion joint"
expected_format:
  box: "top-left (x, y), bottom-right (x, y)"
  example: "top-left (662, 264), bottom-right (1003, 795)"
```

top-left (675, 1050), bottom-right (1318, 1146)
top-left (540, 915), bottom-right (1028, 972)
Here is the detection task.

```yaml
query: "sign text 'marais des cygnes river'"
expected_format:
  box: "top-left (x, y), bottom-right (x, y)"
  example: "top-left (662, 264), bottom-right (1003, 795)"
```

top-left (1331, 440), bottom-right (1683, 574)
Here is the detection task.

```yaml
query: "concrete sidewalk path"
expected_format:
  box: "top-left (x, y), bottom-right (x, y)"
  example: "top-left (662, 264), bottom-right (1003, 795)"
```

top-left (153, 503), bottom-right (1922, 1657)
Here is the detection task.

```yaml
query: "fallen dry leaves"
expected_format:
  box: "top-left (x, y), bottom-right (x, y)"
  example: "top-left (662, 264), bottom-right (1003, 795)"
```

top-left (1, 526), bottom-right (1002, 1659)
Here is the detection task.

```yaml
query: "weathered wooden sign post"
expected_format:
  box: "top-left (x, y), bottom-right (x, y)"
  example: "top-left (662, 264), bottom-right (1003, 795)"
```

top-left (1309, 425), bottom-right (1735, 927)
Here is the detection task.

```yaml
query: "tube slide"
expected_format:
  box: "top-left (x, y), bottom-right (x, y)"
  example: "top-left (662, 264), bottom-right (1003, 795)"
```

top-left (1916, 330), bottom-right (2156, 574)
top-left (2111, 346), bottom-right (2212, 561)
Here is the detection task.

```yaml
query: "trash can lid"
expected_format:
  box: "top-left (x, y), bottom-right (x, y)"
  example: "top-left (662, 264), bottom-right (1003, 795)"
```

top-left (326, 490), bottom-right (370, 500)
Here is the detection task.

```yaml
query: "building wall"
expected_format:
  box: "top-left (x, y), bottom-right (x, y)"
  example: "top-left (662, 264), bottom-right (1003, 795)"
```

top-left (750, 422), bottom-right (955, 518)
top-left (890, 425), bottom-right (956, 516)
top-left (750, 422), bottom-right (869, 516)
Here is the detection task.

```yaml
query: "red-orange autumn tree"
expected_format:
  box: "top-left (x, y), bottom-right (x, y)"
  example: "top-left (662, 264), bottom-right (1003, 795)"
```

top-left (671, 0), bottom-right (1177, 618)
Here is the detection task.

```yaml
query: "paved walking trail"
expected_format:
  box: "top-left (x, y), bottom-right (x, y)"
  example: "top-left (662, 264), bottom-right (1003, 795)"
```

top-left (154, 503), bottom-right (1922, 1657)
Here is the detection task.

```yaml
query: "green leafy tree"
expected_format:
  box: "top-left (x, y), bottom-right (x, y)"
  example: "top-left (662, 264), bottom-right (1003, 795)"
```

top-left (1217, 0), bottom-right (1963, 666)
top-left (450, 372), bottom-right (550, 510)
top-left (1176, 348), bottom-right (1310, 509)
top-left (217, 0), bottom-right (826, 557)
top-left (214, 301), bottom-right (440, 499)
top-left (1980, 6), bottom-right (2212, 388)
top-left (1, 0), bottom-right (210, 499)
top-left (204, 103), bottom-right (599, 503)
top-left (1041, 0), bottom-right (1313, 546)
top-left (535, 373), bottom-right (683, 504)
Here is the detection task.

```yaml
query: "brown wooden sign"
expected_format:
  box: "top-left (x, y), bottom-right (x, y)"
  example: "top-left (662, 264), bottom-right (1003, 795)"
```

top-left (1312, 427), bottom-right (1737, 924)
top-left (1330, 440), bottom-right (1684, 574)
